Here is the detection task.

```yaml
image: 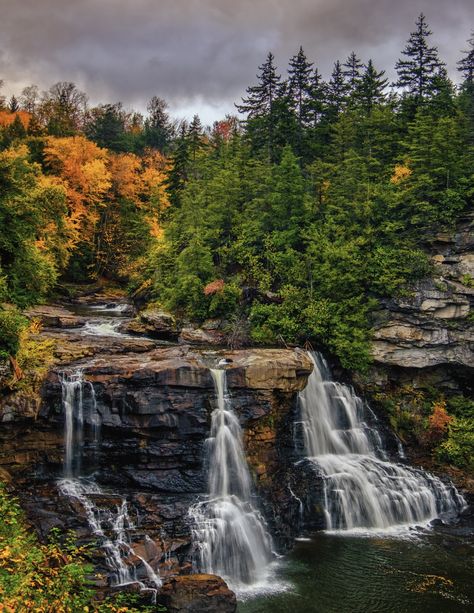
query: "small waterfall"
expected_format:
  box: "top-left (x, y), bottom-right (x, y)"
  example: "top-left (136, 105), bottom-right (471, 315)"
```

top-left (60, 370), bottom-right (100, 477)
top-left (190, 368), bottom-right (273, 591)
top-left (299, 352), bottom-right (465, 531)
top-left (58, 478), bottom-right (161, 596)
top-left (59, 370), bottom-right (160, 598)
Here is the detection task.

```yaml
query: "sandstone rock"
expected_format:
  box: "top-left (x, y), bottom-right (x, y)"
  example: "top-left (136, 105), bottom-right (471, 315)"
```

top-left (179, 326), bottom-right (226, 346)
top-left (25, 305), bottom-right (86, 328)
top-left (158, 574), bottom-right (237, 612)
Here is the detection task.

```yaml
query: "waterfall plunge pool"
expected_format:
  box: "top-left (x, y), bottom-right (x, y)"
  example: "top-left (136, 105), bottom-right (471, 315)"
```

top-left (238, 524), bottom-right (474, 613)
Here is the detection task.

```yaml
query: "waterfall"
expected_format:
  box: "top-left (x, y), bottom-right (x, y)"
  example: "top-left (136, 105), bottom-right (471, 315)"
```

top-left (58, 478), bottom-right (161, 596)
top-left (59, 369), bottom-right (160, 596)
top-left (60, 370), bottom-right (99, 477)
top-left (299, 352), bottom-right (465, 531)
top-left (190, 368), bottom-right (273, 591)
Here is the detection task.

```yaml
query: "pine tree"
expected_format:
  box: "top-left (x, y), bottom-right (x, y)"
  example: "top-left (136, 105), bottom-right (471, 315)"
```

top-left (458, 33), bottom-right (474, 148)
top-left (458, 32), bottom-right (474, 83)
top-left (236, 52), bottom-right (282, 159)
top-left (166, 122), bottom-right (190, 208)
top-left (188, 114), bottom-right (205, 163)
top-left (8, 95), bottom-right (19, 113)
top-left (288, 47), bottom-right (314, 128)
top-left (355, 60), bottom-right (388, 114)
top-left (326, 61), bottom-right (349, 119)
top-left (395, 13), bottom-right (445, 103)
top-left (144, 96), bottom-right (174, 152)
top-left (236, 52), bottom-right (282, 118)
top-left (343, 52), bottom-right (364, 94)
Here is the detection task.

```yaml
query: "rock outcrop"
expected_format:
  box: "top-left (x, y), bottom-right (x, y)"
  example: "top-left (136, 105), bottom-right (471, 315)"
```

top-left (371, 214), bottom-right (474, 373)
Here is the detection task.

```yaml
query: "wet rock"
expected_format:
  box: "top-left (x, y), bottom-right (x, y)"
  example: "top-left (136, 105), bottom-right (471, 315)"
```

top-left (157, 574), bottom-right (237, 612)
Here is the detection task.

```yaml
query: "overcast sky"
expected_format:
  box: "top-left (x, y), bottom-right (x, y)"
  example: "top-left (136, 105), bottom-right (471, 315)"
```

top-left (0, 0), bottom-right (473, 124)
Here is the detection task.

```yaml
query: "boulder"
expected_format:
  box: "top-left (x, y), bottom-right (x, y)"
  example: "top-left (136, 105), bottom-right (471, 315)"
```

top-left (179, 326), bottom-right (226, 346)
top-left (122, 308), bottom-right (178, 340)
top-left (158, 574), bottom-right (236, 612)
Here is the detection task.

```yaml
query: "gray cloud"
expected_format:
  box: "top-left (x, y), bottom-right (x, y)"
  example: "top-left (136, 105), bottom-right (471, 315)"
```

top-left (0, 0), bottom-right (472, 122)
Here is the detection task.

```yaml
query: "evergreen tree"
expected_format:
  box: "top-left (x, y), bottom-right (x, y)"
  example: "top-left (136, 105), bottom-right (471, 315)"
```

top-left (458, 32), bottom-right (474, 83)
top-left (236, 52), bottom-right (282, 159)
top-left (355, 60), bottom-right (388, 114)
top-left (288, 47), bottom-right (314, 128)
top-left (144, 96), bottom-right (174, 152)
top-left (458, 33), bottom-right (474, 147)
top-left (188, 114), bottom-right (205, 162)
top-left (395, 13), bottom-right (445, 103)
top-left (326, 61), bottom-right (349, 119)
top-left (8, 95), bottom-right (19, 113)
top-left (237, 52), bottom-right (281, 118)
top-left (166, 121), bottom-right (190, 208)
top-left (343, 52), bottom-right (364, 94)
top-left (85, 103), bottom-right (126, 152)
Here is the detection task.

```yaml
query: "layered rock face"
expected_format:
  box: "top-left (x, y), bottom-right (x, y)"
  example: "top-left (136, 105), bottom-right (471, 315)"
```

top-left (371, 213), bottom-right (474, 386)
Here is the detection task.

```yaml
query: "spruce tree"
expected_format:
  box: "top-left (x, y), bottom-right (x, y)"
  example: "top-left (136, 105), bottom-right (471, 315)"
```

top-left (356, 60), bottom-right (388, 114)
top-left (395, 13), bottom-right (445, 103)
top-left (166, 122), bottom-right (190, 208)
top-left (458, 32), bottom-right (474, 83)
top-left (343, 52), bottom-right (364, 94)
top-left (288, 47), bottom-right (314, 128)
top-left (236, 53), bottom-right (282, 159)
top-left (236, 52), bottom-right (281, 118)
top-left (326, 61), bottom-right (349, 119)
top-left (8, 95), bottom-right (19, 113)
top-left (144, 96), bottom-right (174, 152)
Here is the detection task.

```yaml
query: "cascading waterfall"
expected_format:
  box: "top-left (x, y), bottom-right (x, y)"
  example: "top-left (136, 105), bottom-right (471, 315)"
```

top-left (58, 478), bottom-right (161, 595)
top-left (299, 352), bottom-right (465, 531)
top-left (60, 370), bottom-right (100, 477)
top-left (59, 369), bottom-right (161, 594)
top-left (190, 368), bottom-right (273, 591)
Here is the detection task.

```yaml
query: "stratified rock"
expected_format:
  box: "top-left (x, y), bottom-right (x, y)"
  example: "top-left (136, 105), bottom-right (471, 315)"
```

top-left (158, 574), bottom-right (236, 612)
top-left (371, 213), bottom-right (474, 370)
top-left (25, 304), bottom-right (86, 328)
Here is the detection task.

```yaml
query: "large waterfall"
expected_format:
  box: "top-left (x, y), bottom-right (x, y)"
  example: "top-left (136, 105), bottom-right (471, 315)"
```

top-left (190, 368), bottom-right (273, 591)
top-left (299, 352), bottom-right (465, 531)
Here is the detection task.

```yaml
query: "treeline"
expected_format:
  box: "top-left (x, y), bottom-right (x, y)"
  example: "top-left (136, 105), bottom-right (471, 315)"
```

top-left (1, 13), bottom-right (474, 370)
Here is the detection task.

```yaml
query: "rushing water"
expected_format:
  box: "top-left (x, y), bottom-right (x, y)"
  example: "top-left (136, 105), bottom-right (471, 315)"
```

top-left (189, 368), bottom-right (273, 593)
top-left (58, 477), bottom-right (161, 596)
top-left (298, 352), bottom-right (465, 531)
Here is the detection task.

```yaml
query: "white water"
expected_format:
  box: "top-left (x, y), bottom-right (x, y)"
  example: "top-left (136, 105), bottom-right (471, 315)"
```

top-left (58, 477), bottom-right (161, 595)
top-left (83, 320), bottom-right (126, 337)
top-left (190, 369), bottom-right (273, 592)
top-left (60, 370), bottom-right (100, 477)
top-left (299, 352), bottom-right (465, 532)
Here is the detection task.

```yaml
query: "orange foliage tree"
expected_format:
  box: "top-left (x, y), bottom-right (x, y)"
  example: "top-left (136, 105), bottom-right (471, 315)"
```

top-left (43, 136), bottom-right (111, 250)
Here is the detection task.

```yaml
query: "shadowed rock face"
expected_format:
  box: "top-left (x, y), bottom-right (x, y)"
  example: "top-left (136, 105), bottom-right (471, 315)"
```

top-left (158, 574), bottom-right (237, 612)
top-left (372, 214), bottom-right (474, 372)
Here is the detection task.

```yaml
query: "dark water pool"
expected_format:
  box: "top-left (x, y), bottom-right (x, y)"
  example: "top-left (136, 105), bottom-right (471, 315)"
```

top-left (238, 527), bottom-right (474, 613)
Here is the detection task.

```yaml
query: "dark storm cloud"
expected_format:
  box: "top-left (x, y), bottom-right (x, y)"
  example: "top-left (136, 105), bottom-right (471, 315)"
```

top-left (0, 0), bottom-right (473, 120)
